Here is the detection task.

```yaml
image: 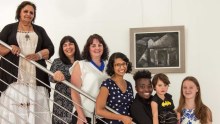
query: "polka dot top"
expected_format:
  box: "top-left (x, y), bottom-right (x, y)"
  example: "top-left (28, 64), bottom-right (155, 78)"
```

top-left (101, 78), bottom-right (134, 124)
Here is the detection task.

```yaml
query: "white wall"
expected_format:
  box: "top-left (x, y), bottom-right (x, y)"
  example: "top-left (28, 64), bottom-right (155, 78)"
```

top-left (1, 0), bottom-right (219, 123)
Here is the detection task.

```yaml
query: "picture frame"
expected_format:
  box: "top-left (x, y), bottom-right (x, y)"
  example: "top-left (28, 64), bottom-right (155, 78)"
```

top-left (130, 26), bottom-right (185, 74)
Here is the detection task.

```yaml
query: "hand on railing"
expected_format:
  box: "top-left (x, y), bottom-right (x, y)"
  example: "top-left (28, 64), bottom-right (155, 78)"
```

top-left (10, 45), bottom-right (20, 56)
top-left (25, 53), bottom-right (41, 61)
top-left (53, 71), bottom-right (65, 82)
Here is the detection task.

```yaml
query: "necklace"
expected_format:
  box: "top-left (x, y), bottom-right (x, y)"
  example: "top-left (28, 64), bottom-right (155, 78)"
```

top-left (25, 32), bottom-right (30, 41)
top-left (20, 23), bottom-right (31, 41)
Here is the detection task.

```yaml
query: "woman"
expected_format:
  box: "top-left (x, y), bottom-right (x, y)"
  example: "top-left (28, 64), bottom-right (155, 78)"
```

top-left (0, 1), bottom-right (54, 123)
top-left (96, 52), bottom-right (134, 124)
top-left (130, 70), bottom-right (153, 124)
top-left (70, 34), bottom-right (109, 124)
top-left (49, 36), bottom-right (81, 124)
top-left (177, 76), bottom-right (212, 124)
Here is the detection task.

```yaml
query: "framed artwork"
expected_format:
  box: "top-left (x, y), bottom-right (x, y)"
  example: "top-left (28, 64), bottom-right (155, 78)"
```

top-left (130, 26), bottom-right (185, 73)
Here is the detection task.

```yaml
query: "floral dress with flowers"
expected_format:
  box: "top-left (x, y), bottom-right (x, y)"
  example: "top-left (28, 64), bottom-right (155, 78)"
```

top-left (180, 108), bottom-right (200, 124)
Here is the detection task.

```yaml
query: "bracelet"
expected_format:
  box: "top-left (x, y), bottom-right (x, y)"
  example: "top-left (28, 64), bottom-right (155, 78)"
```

top-left (37, 52), bottom-right (42, 60)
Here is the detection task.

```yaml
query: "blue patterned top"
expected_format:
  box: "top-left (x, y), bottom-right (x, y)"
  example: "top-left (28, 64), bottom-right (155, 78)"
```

top-left (180, 109), bottom-right (200, 124)
top-left (101, 78), bottom-right (134, 124)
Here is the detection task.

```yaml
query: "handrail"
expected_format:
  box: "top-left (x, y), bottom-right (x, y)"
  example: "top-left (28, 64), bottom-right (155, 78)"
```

top-left (0, 40), bottom-right (96, 102)
top-left (0, 40), bottom-right (136, 124)
top-left (0, 55), bottom-right (90, 123)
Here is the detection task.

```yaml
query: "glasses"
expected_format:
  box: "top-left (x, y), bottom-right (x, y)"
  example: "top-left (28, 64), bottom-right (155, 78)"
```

top-left (114, 62), bottom-right (128, 68)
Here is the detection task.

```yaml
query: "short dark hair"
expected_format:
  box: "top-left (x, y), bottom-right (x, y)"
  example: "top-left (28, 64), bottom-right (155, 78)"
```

top-left (106, 52), bottom-right (132, 76)
top-left (15, 1), bottom-right (36, 23)
top-left (81, 34), bottom-right (109, 61)
top-left (152, 73), bottom-right (170, 88)
top-left (133, 70), bottom-right (152, 86)
top-left (59, 36), bottom-right (81, 65)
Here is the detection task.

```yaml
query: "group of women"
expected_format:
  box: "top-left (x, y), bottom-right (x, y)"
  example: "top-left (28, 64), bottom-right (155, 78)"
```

top-left (0, 1), bottom-right (212, 124)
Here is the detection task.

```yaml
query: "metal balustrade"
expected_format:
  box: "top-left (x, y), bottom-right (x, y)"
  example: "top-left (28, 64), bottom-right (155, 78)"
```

top-left (0, 40), bottom-right (135, 124)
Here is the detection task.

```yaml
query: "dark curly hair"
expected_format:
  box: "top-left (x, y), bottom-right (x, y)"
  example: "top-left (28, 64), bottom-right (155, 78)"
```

top-left (81, 34), bottom-right (109, 61)
top-left (59, 36), bottom-right (82, 65)
top-left (152, 73), bottom-right (170, 88)
top-left (106, 52), bottom-right (132, 76)
top-left (133, 70), bottom-right (152, 86)
top-left (15, 1), bottom-right (36, 23)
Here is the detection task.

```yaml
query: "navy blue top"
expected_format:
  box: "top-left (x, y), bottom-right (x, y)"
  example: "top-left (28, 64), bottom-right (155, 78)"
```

top-left (101, 78), bottom-right (134, 124)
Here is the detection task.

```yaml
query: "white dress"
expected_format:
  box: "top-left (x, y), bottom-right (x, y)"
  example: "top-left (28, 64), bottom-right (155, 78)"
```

top-left (69, 60), bottom-right (109, 120)
top-left (0, 32), bottom-right (51, 124)
top-left (181, 108), bottom-right (200, 124)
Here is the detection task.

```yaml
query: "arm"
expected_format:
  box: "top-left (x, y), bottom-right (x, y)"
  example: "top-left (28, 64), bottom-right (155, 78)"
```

top-left (37, 48), bottom-right (50, 60)
top-left (96, 87), bottom-right (132, 124)
top-left (25, 49), bottom-right (49, 61)
top-left (151, 101), bottom-right (159, 124)
top-left (176, 112), bottom-right (181, 124)
top-left (207, 107), bottom-right (212, 124)
top-left (49, 59), bottom-right (65, 83)
top-left (70, 62), bottom-right (86, 124)
top-left (0, 44), bottom-right (10, 56)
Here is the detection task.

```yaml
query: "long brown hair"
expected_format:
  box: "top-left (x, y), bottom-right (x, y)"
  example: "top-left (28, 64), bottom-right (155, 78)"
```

top-left (177, 76), bottom-right (212, 124)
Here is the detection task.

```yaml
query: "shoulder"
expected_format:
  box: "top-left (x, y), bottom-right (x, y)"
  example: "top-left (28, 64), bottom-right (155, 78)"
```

top-left (205, 105), bottom-right (212, 122)
top-left (32, 24), bottom-right (46, 32)
top-left (1, 22), bottom-right (18, 31)
top-left (131, 97), bottom-right (142, 108)
top-left (101, 78), bottom-right (113, 88)
top-left (32, 24), bottom-right (43, 29)
top-left (152, 94), bottom-right (160, 102)
top-left (52, 58), bottom-right (63, 65)
top-left (69, 60), bottom-right (80, 74)
top-left (165, 93), bottom-right (172, 98)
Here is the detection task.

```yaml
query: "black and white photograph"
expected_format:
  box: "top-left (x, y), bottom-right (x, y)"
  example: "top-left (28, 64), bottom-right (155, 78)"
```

top-left (130, 26), bottom-right (185, 73)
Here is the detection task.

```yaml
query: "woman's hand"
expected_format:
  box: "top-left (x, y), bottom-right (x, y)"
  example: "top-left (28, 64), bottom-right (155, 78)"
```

top-left (10, 45), bottom-right (20, 55)
top-left (25, 53), bottom-right (41, 61)
top-left (53, 71), bottom-right (65, 82)
top-left (121, 115), bottom-right (132, 124)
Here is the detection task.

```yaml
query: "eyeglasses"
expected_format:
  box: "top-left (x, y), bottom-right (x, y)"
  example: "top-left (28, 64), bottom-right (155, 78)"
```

top-left (114, 62), bottom-right (128, 68)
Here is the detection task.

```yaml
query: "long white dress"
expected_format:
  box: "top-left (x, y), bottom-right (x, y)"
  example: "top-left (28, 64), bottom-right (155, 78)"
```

top-left (0, 32), bottom-right (51, 124)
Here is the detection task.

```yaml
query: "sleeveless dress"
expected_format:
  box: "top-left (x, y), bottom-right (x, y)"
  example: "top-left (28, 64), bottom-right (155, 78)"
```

top-left (0, 32), bottom-right (51, 124)
top-left (152, 93), bottom-right (178, 124)
top-left (69, 60), bottom-right (109, 121)
top-left (49, 58), bottom-right (74, 124)
top-left (180, 108), bottom-right (200, 124)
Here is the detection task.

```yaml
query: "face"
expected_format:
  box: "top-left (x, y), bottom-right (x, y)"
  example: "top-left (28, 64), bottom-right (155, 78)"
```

top-left (182, 80), bottom-right (198, 99)
top-left (113, 58), bottom-right (127, 77)
top-left (89, 39), bottom-right (104, 59)
top-left (63, 41), bottom-right (75, 59)
top-left (20, 5), bottom-right (35, 23)
top-left (136, 78), bottom-right (153, 99)
top-left (155, 79), bottom-right (168, 96)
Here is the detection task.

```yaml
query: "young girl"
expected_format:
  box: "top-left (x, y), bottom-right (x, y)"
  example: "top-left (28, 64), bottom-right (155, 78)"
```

top-left (151, 73), bottom-right (177, 124)
top-left (176, 76), bottom-right (212, 124)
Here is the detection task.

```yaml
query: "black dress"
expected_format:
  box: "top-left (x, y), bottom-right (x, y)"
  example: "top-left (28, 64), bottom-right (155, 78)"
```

top-left (49, 58), bottom-right (74, 124)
